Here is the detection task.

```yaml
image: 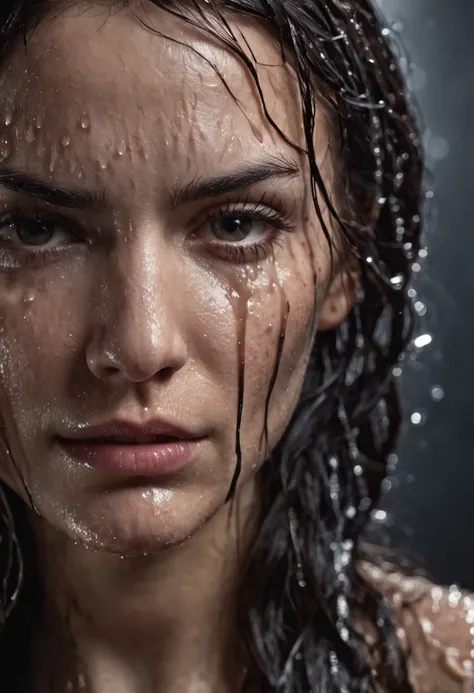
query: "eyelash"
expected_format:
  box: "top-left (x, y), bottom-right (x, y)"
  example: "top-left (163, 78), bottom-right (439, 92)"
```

top-left (0, 209), bottom-right (83, 268)
top-left (200, 193), bottom-right (296, 263)
top-left (0, 194), bottom-right (296, 268)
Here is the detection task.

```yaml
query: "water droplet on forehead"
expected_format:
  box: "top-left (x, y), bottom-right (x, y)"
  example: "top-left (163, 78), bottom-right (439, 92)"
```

top-left (25, 125), bottom-right (36, 143)
top-left (0, 135), bottom-right (11, 162)
top-left (79, 115), bottom-right (90, 131)
top-left (4, 108), bottom-right (13, 127)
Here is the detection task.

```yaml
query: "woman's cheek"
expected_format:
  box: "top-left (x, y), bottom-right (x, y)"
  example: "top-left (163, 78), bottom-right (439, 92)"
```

top-left (0, 273), bottom-right (86, 428)
top-left (238, 262), bottom-right (316, 461)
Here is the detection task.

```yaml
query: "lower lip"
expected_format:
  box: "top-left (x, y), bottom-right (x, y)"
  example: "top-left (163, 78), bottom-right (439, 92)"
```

top-left (58, 439), bottom-right (199, 476)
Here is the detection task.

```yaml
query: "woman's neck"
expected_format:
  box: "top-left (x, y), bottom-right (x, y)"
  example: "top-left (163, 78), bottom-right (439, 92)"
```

top-left (30, 480), bottom-right (259, 693)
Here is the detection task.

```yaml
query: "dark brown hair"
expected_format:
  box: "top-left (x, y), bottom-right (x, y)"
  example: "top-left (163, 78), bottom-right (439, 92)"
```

top-left (0, 2), bottom-right (424, 692)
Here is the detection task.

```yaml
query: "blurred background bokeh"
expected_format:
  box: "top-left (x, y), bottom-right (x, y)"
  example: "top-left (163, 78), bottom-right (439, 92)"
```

top-left (374, 0), bottom-right (474, 590)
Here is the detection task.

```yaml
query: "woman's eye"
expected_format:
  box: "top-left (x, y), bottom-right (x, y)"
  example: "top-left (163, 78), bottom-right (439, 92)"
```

top-left (206, 213), bottom-right (266, 244)
top-left (1, 215), bottom-right (73, 249)
top-left (193, 204), bottom-right (294, 263)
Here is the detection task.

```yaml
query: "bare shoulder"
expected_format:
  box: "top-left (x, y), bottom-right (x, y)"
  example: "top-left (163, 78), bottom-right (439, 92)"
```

top-left (360, 561), bottom-right (474, 692)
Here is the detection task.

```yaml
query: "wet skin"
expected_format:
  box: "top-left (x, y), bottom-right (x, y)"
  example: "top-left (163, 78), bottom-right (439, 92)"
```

top-left (0, 3), bottom-right (351, 556)
top-left (0, 6), bottom-right (473, 693)
top-left (0, 4), bottom-right (355, 691)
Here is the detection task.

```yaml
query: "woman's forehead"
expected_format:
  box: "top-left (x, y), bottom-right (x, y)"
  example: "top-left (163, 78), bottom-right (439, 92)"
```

top-left (0, 3), bottom-right (324, 182)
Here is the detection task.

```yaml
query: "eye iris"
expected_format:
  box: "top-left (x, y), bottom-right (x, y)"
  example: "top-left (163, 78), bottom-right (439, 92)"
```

top-left (17, 219), bottom-right (54, 246)
top-left (213, 214), bottom-right (254, 242)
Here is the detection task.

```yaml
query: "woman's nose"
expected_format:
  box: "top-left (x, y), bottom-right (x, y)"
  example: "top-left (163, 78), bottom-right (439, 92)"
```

top-left (85, 247), bottom-right (188, 384)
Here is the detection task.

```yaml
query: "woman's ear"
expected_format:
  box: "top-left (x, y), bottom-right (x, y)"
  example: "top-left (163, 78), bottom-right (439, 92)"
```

top-left (318, 264), bottom-right (359, 332)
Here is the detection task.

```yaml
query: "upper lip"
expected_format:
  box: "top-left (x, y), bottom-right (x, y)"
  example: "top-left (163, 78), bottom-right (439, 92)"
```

top-left (60, 419), bottom-right (201, 442)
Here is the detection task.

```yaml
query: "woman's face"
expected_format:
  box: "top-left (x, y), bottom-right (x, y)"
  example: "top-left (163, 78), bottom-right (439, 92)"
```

top-left (0, 3), bottom-right (351, 554)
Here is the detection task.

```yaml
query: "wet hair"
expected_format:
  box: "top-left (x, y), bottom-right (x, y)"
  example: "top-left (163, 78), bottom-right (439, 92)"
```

top-left (0, 1), bottom-right (424, 692)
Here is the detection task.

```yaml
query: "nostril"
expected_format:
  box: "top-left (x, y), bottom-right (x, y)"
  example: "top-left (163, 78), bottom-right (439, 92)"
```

top-left (158, 367), bottom-right (174, 381)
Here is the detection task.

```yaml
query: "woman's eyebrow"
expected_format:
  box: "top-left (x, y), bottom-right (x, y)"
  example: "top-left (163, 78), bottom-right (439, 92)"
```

top-left (170, 155), bottom-right (300, 208)
top-left (0, 167), bottom-right (108, 212)
top-left (0, 154), bottom-right (299, 212)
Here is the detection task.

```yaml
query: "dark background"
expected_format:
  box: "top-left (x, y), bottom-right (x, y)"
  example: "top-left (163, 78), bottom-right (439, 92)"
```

top-left (374, 0), bottom-right (474, 590)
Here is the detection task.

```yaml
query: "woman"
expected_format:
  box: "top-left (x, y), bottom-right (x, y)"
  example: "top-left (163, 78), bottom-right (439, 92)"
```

top-left (0, 0), bottom-right (470, 691)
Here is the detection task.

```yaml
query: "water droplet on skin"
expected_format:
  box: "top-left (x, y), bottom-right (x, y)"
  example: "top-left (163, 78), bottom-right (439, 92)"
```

top-left (23, 291), bottom-right (35, 305)
top-left (25, 125), bottom-right (36, 143)
top-left (61, 134), bottom-right (71, 147)
top-left (0, 135), bottom-right (11, 162)
top-left (420, 617), bottom-right (434, 633)
top-left (448, 589), bottom-right (462, 608)
top-left (445, 648), bottom-right (474, 682)
top-left (49, 146), bottom-right (58, 172)
top-left (116, 140), bottom-right (126, 156)
top-left (79, 115), bottom-right (90, 131)
top-left (4, 109), bottom-right (13, 127)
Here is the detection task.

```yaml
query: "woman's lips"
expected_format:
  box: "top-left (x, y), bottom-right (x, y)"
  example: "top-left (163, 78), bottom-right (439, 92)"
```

top-left (58, 438), bottom-right (200, 475)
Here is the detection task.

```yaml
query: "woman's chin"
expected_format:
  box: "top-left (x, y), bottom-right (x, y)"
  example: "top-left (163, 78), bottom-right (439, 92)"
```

top-left (49, 486), bottom-right (218, 556)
